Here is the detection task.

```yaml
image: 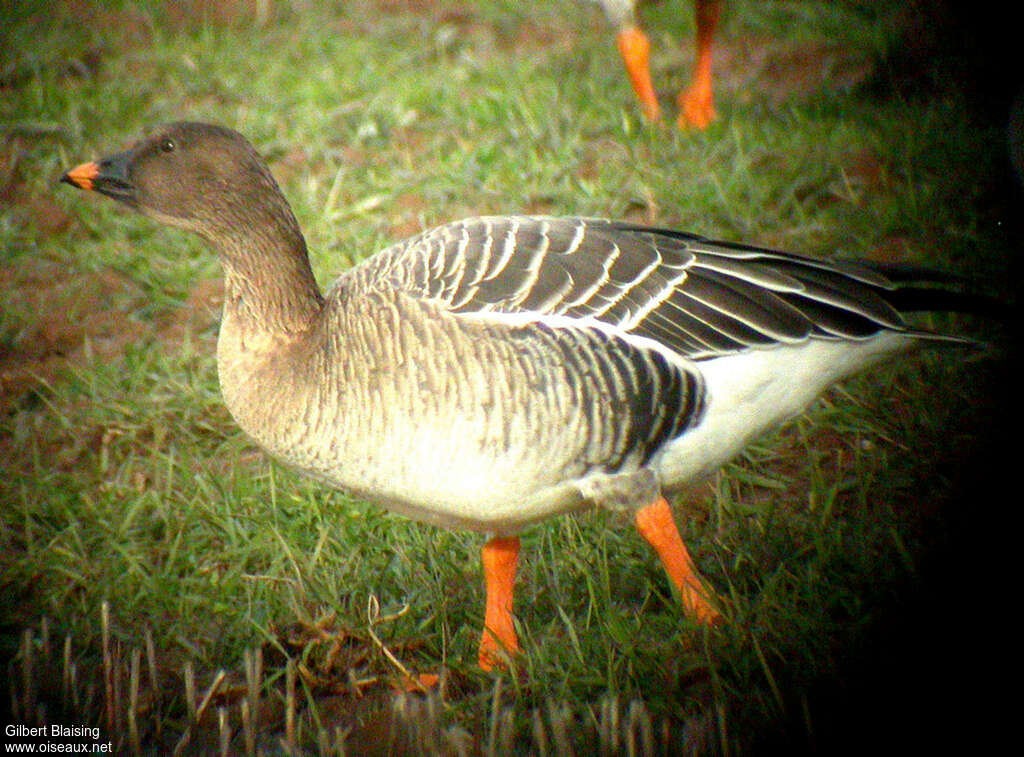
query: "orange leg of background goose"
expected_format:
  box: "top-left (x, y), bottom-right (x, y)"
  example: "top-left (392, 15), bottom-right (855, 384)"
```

top-left (677, 0), bottom-right (720, 129)
top-left (634, 497), bottom-right (721, 624)
top-left (616, 24), bottom-right (662, 122)
top-left (478, 536), bottom-right (521, 670)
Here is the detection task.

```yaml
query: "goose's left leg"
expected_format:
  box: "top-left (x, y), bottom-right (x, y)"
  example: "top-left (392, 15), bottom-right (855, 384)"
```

top-left (616, 24), bottom-right (662, 122)
top-left (634, 497), bottom-right (721, 624)
top-left (478, 535), bottom-right (521, 670)
top-left (677, 0), bottom-right (721, 129)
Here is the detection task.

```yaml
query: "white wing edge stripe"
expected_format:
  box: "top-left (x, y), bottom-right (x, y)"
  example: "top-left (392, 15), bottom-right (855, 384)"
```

top-left (656, 294), bottom-right (803, 346)
top-left (691, 258), bottom-right (806, 293)
top-left (483, 218), bottom-right (520, 282)
top-left (428, 236), bottom-right (445, 279)
top-left (452, 309), bottom-right (701, 378)
top-left (476, 219), bottom-right (495, 282)
top-left (687, 256), bottom-right (901, 326)
top-left (665, 288), bottom-right (807, 342)
top-left (564, 219), bottom-right (586, 255)
top-left (686, 243), bottom-right (897, 289)
top-left (616, 267), bottom-right (690, 330)
top-left (441, 236), bottom-right (468, 302)
top-left (642, 308), bottom-right (724, 354)
top-left (513, 222), bottom-right (555, 306)
top-left (560, 239), bottom-right (621, 310)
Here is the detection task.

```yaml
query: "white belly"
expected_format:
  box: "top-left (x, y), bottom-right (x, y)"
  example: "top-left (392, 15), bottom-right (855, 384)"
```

top-left (655, 334), bottom-right (914, 487)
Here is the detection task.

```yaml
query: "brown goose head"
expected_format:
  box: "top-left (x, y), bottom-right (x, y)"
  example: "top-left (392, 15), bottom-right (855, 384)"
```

top-left (61, 122), bottom-right (303, 252)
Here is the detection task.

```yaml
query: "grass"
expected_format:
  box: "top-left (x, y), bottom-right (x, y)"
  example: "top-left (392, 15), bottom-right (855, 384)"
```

top-left (1, 0), bottom-right (1017, 754)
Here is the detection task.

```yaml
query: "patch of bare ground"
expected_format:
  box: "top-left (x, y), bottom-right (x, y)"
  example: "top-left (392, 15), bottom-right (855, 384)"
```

top-left (0, 259), bottom-right (150, 412)
top-left (370, 0), bottom-right (581, 57)
top-left (714, 35), bottom-right (875, 107)
top-left (0, 250), bottom-right (222, 412)
top-left (0, 260), bottom-right (226, 483)
top-left (54, 0), bottom-right (284, 36)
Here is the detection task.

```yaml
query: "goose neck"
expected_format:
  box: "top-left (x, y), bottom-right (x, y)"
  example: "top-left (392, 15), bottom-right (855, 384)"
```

top-left (217, 230), bottom-right (325, 337)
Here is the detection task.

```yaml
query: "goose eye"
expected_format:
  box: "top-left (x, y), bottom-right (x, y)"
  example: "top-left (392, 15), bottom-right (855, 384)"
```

top-left (159, 138), bottom-right (175, 153)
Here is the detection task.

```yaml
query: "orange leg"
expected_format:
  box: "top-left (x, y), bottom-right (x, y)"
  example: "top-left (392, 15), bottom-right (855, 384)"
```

top-left (478, 535), bottom-right (521, 670)
top-left (677, 0), bottom-right (720, 129)
top-left (616, 24), bottom-right (662, 122)
top-left (634, 497), bottom-right (721, 624)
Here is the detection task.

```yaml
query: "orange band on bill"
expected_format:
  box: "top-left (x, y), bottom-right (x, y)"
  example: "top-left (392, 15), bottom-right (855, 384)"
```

top-left (62, 161), bottom-right (101, 191)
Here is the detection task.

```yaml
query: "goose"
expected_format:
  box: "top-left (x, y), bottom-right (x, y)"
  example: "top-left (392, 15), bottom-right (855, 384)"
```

top-left (596, 0), bottom-right (720, 128)
top-left (62, 121), bottom-right (983, 670)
